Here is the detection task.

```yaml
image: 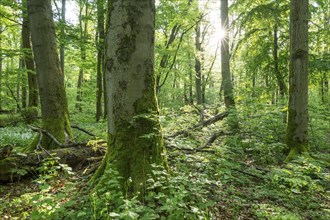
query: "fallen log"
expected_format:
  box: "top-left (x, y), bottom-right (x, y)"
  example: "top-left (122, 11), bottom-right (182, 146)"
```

top-left (0, 146), bottom-right (105, 182)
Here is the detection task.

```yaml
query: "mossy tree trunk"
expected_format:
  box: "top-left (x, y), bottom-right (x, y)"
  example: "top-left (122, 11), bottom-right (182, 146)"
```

top-left (286, 0), bottom-right (309, 161)
top-left (27, 0), bottom-right (72, 150)
top-left (92, 0), bottom-right (167, 197)
top-left (22, 0), bottom-right (38, 108)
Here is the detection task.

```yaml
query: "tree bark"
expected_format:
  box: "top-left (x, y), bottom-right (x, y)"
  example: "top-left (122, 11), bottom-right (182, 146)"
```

top-left (188, 52), bottom-right (194, 104)
top-left (220, 0), bottom-right (239, 131)
top-left (321, 72), bottom-right (328, 104)
top-left (324, 72), bottom-right (329, 103)
top-left (0, 25), bottom-right (3, 111)
top-left (16, 58), bottom-right (22, 110)
top-left (21, 74), bottom-right (27, 108)
top-left (91, 0), bottom-right (168, 197)
top-left (96, 0), bottom-right (105, 122)
top-left (286, 0), bottom-right (309, 161)
top-left (26, 0), bottom-right (72, 150)
top-left (60, 0), bottom-right (66, 75)
top-left (220, 0), bottom-right (235, 109)
top-left (273, 24), bottom-right (287, 97)
top-left (195, 25), bottom-right (203, 105)
top-left (22, 0), bottom-right (38, 107)
top-left (75, 1), bottom-right (89, 112)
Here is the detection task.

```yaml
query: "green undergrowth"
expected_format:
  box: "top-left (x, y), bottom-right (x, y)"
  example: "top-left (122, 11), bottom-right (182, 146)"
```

top-left (0, 113), bottom-right (22, 127)
top-left (1, 102), bottom-right (329, 219)
top-left (0, 124), bottom-right (34, 149)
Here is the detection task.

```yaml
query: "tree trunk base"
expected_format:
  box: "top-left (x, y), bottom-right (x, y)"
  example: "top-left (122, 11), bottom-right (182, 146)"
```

top-left (285, 145), bottom-right (309, 162)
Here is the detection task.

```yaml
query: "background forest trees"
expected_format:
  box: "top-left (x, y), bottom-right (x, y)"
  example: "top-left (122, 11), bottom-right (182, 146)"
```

top-left (0, 0), bottom-right (328, 113)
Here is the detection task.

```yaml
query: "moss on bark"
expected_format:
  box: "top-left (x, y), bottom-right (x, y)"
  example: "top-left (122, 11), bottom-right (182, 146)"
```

top-left (92, 112), bottom-right (167, 197)
top-left (91, 0), bottom-right (167, 199)
top-left (285, 144), bottom-right (309, 162)
top-left (285, 109), bottom-right (309, 162)
top-left (23, 114), bottom-right (72, 152)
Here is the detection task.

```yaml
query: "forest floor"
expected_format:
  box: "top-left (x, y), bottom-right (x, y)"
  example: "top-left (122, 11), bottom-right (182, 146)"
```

top-left (0, 102), bottom-right (329, 219)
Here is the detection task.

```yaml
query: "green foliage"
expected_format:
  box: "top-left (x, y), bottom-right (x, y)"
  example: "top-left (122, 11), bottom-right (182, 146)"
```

top-left (1, 101), bottom-right (329, 219)
top-left (0, 156), bottom-right (77, 220)
top-left (0, 124), bottom-right (33, 148)
top-left (21, 107), bottom-right (38, 124)
top-left (81, 164), bottom-right (217, 220)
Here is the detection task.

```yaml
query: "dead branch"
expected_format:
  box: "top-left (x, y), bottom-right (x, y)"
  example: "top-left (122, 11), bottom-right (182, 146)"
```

top-left (71, 125), bottom-right (96, 136)
top-left (198, 130), bottom-right (232, 150)
top-left (28, 125), bottom-right (89, 148)
top-left (167, 111), bottom-right (229, 138)
top-left (166, 144), bottom-right (215, 154)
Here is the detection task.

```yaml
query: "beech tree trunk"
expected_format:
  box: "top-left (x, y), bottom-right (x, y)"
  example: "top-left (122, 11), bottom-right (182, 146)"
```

top-left (91, 0), bottom-right (168, 197)
top-left (195, 25), bottom-right (203, 105)
top-left (96, 0), bottom-right (105, 122)
top-left (16, 58), bottom-right (22, 110)
top-left (220, 0), bottom-right (235, 109)
top-left (0, 25), bottom-right (3, 111)
top-left (60, 0), bottom-right (66, 75)
top-left (21, 73), bottom-right (27, 108)
top-left (220, 0), bottom-right (239, 131)
top-left (321, 72), bottom-right (329, 103)
top-left (26, 0), bottom-right (72, 150)
top-left (273, 24), bottom-right (287, 97)
top-left (286, 0), bottom-right (309, 161)
top-left (22, 0), bottom-right (38, 107)
top-left (76, 1), bottom-right (89, 112)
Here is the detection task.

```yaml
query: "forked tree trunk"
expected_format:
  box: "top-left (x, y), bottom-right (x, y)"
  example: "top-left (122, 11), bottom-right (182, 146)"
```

top-left (22, 0), bottom-right (38, 107)
top-left (286, 0), bottom-right (309, 161)
top-left (91, 0), bottom-right (168, 197)
top-left (26, 0), bottom-right (72, 150)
